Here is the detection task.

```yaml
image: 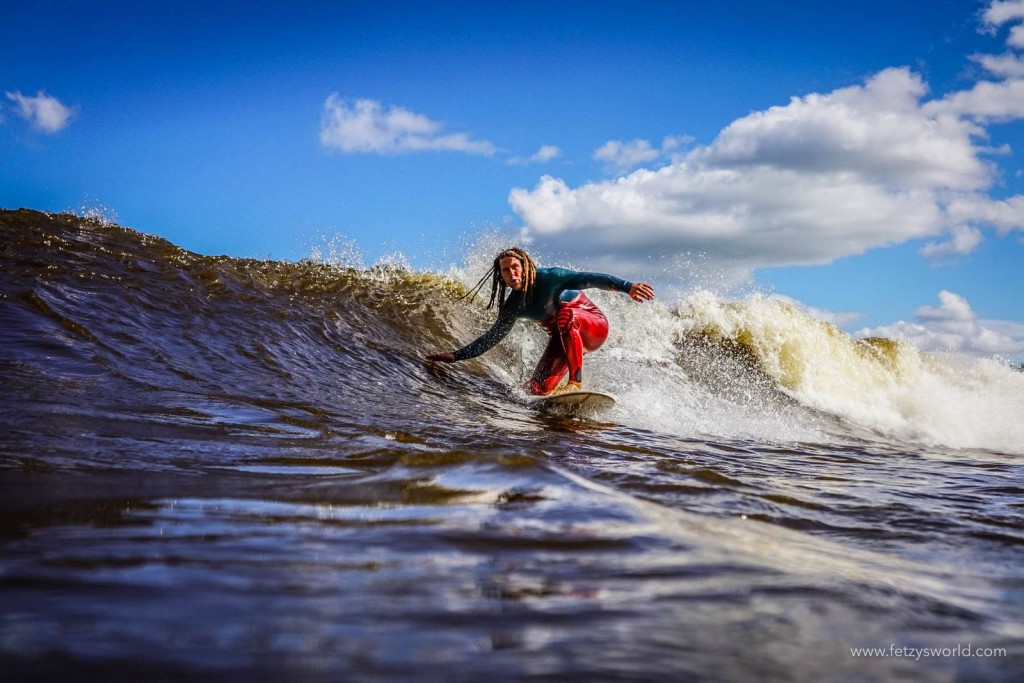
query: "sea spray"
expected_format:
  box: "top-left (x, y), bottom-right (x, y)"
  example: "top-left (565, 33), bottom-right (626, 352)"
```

top-left (674, 291), bottom-right (1024, 454)
top-left (587, 288), bottom-right (831, 443)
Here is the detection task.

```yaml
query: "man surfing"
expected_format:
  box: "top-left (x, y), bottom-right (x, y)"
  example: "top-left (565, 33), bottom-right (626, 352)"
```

top-left (427, 247), bottom-right (654, 395)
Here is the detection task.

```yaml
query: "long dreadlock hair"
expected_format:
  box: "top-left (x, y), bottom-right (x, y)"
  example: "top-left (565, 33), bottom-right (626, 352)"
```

top-left (459, 247), bottom-right (537, 311)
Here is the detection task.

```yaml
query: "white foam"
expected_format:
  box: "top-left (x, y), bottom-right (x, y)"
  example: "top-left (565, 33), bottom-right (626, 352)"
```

top-left (585, 290), bottom-right (831, 443)
top-left (674, 292), bottom-right (1024, 454)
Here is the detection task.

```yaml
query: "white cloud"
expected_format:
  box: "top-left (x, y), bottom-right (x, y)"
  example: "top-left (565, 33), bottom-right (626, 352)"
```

top-left (319, 96), bottom-right (495, 155)
top-left (945, 194), bottom-right (1024, 236)
top-left (983, 318), bottom-right (1024, 342)
top-left (661, 134), bottom-right (694, 152)
top-left (984, 0), bottom-right (1024, 29)
top-left (701, 68), bottom-right (992, 189)
top-left (593, 135), bottom-right (691, 172)
top-left (509, 57), bottom-right (1024, 279)
top-left (5, 90), bottom-right (75, 133)
top-left (594, 138), bottom-right (660, 171)
top-left (530, 145), bottom-right (561, 162)
top-left (858, 291), bottom-right (1024, 359)
top-left (919, 224), bottom-right (984, 258)
top-left (508, 144), bottom-right (562, 165)
top-left (923, 77), bottom-right (1024, 121)
top-left (972, 52), bottom-right (1024, 78)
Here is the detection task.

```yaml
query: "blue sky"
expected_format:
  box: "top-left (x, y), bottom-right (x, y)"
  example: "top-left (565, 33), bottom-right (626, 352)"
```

top-left (3, 1), bottom-right (1024, 359)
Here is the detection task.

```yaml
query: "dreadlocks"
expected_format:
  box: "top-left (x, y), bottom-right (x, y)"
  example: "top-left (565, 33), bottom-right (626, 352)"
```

top-left (460, 247), bottom-right (536, 310)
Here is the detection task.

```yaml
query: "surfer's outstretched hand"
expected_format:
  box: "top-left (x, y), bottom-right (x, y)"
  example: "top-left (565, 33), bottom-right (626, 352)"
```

top-left (629, 282), bottom-right (655, 302)
top-left (426, 352), bottom-right (456, 363)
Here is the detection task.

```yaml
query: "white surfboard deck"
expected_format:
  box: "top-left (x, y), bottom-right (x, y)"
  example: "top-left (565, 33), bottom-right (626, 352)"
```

top-left (530, 389), bottom-right (616, 411)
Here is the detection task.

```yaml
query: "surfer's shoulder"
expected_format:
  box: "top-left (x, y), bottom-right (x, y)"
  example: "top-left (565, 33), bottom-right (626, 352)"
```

top-left (537, 266), bottom-right (575, 281)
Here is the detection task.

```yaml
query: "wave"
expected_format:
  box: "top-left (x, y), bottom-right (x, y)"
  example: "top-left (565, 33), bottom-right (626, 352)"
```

top-left (671, 292), bottom-right (1024, 454)
top-left (2, 208), bottom-right (1021, 456)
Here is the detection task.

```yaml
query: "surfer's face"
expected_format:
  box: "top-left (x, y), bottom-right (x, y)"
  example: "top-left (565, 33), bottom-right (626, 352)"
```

top-left (499, 256), bottom-right (524, 290)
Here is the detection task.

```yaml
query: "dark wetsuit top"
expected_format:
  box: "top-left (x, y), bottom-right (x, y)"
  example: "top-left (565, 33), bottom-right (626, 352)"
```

top-left (452, 267), bottom-right (633, 361)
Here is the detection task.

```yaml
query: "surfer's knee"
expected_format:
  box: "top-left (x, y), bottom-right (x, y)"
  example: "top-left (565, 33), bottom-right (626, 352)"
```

top-left (555, 307), bottom-right (577, 333)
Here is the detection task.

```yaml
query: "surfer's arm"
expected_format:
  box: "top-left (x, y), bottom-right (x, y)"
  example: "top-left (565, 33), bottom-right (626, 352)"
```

top-left (449, 311), bottom-right (517, 361)
top-left (558, 269), bottom-right (654, 302)
top-left (557, 269), bottom-right (633, 294)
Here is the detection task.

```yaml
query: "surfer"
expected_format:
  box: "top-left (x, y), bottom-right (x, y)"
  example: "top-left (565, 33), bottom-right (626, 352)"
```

top-left (426, 247), bottom-right (654, 395)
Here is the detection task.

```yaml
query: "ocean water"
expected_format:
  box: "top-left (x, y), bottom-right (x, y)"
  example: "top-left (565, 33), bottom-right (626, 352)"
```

top-left (1, 209), bottom-right (1022, 681)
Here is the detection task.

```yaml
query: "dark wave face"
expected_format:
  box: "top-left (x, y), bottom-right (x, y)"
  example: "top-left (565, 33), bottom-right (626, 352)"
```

top-left (1, 209), bottom-right (1022, 681)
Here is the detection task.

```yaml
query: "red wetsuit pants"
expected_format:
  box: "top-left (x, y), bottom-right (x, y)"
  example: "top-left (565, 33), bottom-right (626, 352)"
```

top-left (528, 293), bottom-right (609, 395)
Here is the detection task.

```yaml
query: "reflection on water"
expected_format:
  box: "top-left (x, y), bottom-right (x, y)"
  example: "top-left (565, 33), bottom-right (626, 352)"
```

top-left (2, 437), bottom-right (1021, 681)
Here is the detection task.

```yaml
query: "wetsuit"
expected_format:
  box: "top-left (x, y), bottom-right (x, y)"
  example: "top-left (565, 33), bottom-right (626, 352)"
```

top-left (452, 267), bottom-right (633, 395)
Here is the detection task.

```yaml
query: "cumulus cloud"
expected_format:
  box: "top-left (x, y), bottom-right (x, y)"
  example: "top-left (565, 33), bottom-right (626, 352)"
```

top-left (972, 52), bottom-right (1024, 78)
top-left (508, 3), bottom-right (1024, 280)
top-left (919, 224), bottom-right (984, 258)
top-left (858, 291), bottom-right (1024, 359)
top-left (5, 90), bottom-right (75, 133)
top-left (530, 145), bottom-right (561, 162)
top-left (593, 138), bottom-right (660, 170)
top-left (319, 96), bottom-right (495, 155)
top-left (924, 77), bottom-right (1024, 121)
top-left (593, 135), bottom-right (691, 172)
top-left (983, 0), bottom-right (1024, 29)
top-left (508, 144), bottom-right (561, 165)
top-left (511, 68), bottom-right (1003, 275)
top-left (698, 68), bottom-right (991, 189)
top-left (930, 1), bottom-right (1024, 121)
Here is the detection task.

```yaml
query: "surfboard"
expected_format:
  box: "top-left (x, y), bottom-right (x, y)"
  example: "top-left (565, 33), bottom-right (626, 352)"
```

top-left (531, 390), bottom-right (616, 413)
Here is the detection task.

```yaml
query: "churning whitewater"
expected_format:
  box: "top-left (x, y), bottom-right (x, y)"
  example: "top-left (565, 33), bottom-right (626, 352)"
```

top-left (1, 209), bottom-right (1021, 681)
